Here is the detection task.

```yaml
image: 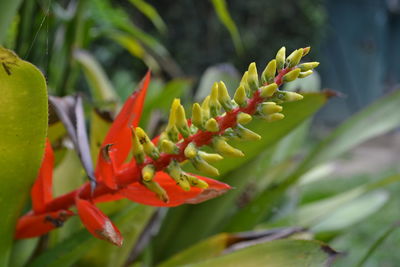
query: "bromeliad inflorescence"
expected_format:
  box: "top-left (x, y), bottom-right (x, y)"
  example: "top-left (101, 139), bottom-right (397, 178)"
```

top-left (15, 47), bottom-right (319, 246)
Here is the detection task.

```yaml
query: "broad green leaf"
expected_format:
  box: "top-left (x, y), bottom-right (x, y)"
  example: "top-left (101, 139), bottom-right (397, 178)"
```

top-left (73, 49), bottom-right (118, 104)
top-left (299, 89), bottom-right (400, 174)
top-left (184, 239), bottom-right (338, 267)
top-left (262, 175), bottom-right (400, 230)
top-left (0, 0), bottom-right (23, 44)
top-left (214, 92), bottom-right (328, 176)
top-left (28, 204), bottom-right (152, 267)
top-left (210, 0), bottom-right (244, 55)
top-left (158, 234), bottom-right (230, 267)
top-left (0, 47), bottom-right (48, 266)
top-left (78, 204), bottom-right (155, 267)
top-left (129, 0), bottom-right (167, 34)
top-left (9, 238), bottom-right (38, 267)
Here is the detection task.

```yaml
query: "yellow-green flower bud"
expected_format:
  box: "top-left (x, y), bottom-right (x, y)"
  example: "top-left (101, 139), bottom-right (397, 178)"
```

top-left (299, 70), bottom-right (313, 78)
top-left (260, 83), bottom-right (278, 98)
top-left (235, 125), bottom-right (261, 141)
top-left (175, 105), bottom-right (190, 138)
top-left (218, 81), bottom-right (233, 111)
top-left (191, 103), bottom-right (204, 129)
top-left (286, 48), bottom-right (303, 68)
top-left (209, 82), bottom-right (221, 117)
top-left (160, 139), bottom-right (179, 154)
top-left (239, 71), bottom-right (251, 95)
top-left (276, 46), bottom-right (286, 71)
top-left (234, 85), bottom-right (248, 107)
top-left (142, 164), bottom-right (155, 182)
top-left (166, 99), bottom-right (181, 142)
top-left (201, 96), bottom-right (210, 120)
top-left (131, 127), bottom-right (145, 164)
top-left (272, 91), bottom-right (304, 103)
top-left (213, 137), bottom-right (244, 157)
top-left (186, 174), bottom-right (209, 189)
top-left (237, 112), bottom-right (252, 125)
top-left (166, 161), bottom-right (191, 191)
top-left (261, 59), bottom-right (277, 84)
top-left (198, 151), bottom-right (223, 163)
top-left (191, 156), bottom-right (220, 176)
top-left (184, 142), bottom-right (198, 159)
top-left (298, 62), bottom-right (320, 72)
top-left (247, 62), bottom-right (259, 91)
top-left (205, 118), bottom-right (219, 132)
top-left (261, 102), bottom-right (283, 114)
top-left (263, 113), bottom-right (285, 122)
top-left (282, 68), bottom-right (301, 83)
top-left (143, 180), bottom-right (169, 203)
top-left (302, 46), bottom-right (311, 56)
top-left (135, 127), bottom-right (160, 160)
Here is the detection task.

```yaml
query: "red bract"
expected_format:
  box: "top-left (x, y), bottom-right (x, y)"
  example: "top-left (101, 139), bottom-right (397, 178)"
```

top-left (76, 197), bottom-right (123, 246)
top-left (120, 172), bottom-right (231, 207)
top-left (31, 138), bottom-right (54, 213)
top-left (16, 209), bottom-right (74, 239)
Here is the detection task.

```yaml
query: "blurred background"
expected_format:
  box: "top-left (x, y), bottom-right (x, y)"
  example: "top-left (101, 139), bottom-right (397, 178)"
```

top-left (2, 0), bottom-right (400, 266)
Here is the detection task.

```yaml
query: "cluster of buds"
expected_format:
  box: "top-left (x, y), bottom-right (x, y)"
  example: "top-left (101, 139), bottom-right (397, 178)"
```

top-left (15, 47), bottom-right (319, 246)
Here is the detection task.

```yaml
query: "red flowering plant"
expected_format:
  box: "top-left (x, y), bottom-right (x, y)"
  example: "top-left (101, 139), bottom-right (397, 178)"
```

top-left (15, 47), bottom-right (319, 246)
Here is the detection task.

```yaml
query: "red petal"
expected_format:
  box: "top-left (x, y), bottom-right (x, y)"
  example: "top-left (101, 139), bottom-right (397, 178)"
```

top-left (119, 172), bottom-right (231, 207)
top-left (96, 72), bottom-right (150, 169)
top-left (15, 210), bottom-right (74, 239)
top-left (95, 145), bottom-right (118, 189)
top-left (31, 138), bottom-right (54, 213)
top-left (76, 197), bottom-right (123, 246)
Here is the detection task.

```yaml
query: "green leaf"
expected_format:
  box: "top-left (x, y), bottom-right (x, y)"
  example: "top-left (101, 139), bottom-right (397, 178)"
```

top-left (0, 0), bottom-right (23, 44)
top-left (73, 49), bottom-right (118, 104)
top-left (210, 0), bottom-right (244, 55)
top-left (183, 239), bottom-right (338, 267)
top-left (299, 89), bottom-right (400, 175)
top-left (128, 0), bottom-right (167, 34)
top-left (0, 47), bottom-right (48, 267)
top-left (214, 92), bottom-right (328, 176)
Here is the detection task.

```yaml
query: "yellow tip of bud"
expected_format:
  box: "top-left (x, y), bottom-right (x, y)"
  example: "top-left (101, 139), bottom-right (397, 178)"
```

top-left (167, 99), bottom-right (181, 129)
top-left (299, 62), bottom-right (319, 72)
top-left (205, 118), bottom-right (220, 132)
top-left (131, 127), bottom-right (145, 164)
top-left (234, 85), bottom-right (248, 107)
top-left (184, 142), bottom-right (198, 159)
top-left (213, 137), bottom-right (244, 157)
top-left (299, 70), bottom-right (313, 78)
top-left (286, 48), bottom-right (303, 68)
top-left (282, 68), bottom-right (301, 83)
top-left (135, 127), bottom-right (160, 159)
top-left (260, 83), bottom-right (278, 98)
top-left (187, 175), bottom-right (209, 189)
top-left (276, 47), bottom-right (286, 71)
top-left (198, 151), bottom-right (223, 163)
top-left (201, 96), bottom-right (211, 120)
top-left (261, 102), bottom-right (283, 114)
top-left (209, 82), bottom-right (221, 117)
top-left (302, 46), bottom-right (311, 56)
top-left (191, 103), bottom-right (204, 129)
top-left (264, 113), bottom-right (285, 122)
top-left (167, 161), bottom-right (191, 191)
top-left (285, 91), bottom-right (304, 102)
top-left (261, 59), bottom-right (277, 84)
top-left (218, 81), bottom-right (233, 110)
top-left (240, 71), bottom-right (251, 94)
top-left (237, 112), bottom-right (252, 125)
top-left (160, 139), bottom-right (179, 154)
top-left (175, 105), bottom-right (190, 138)
top-left (142, 165), bottom-right (155, 182)
top-left (235, 125), bottom-right (261, 141)
top-left (247, 62), bottom-right (259, 91)
top-left (191, 157), bottom-right (220, 177)
top-left (143, 180), bottom-right (169, 203)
